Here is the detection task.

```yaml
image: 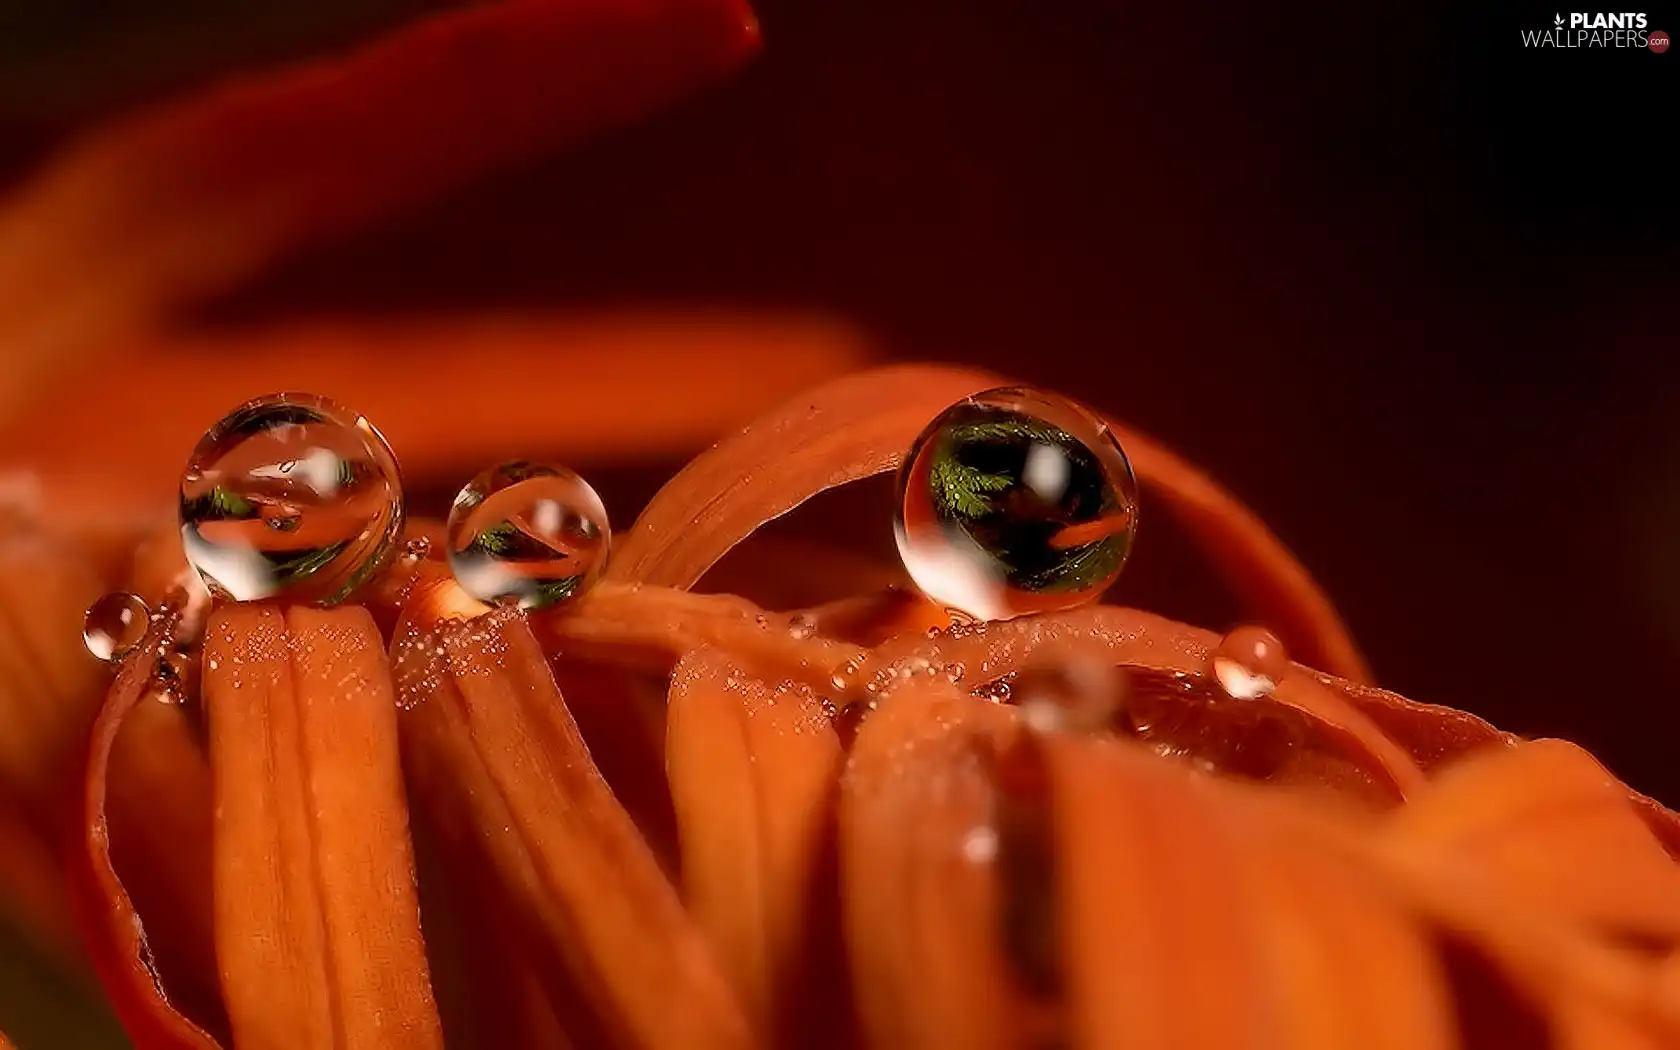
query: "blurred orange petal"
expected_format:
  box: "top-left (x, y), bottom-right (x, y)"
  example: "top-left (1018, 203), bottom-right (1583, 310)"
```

top-left (1389, 739), bottom-right (1680, 938)
top-left (3, 312), bottom-right (869, 514)
top-left (0, 524), bottom-right (104, 817)
top-left (0, 0), bottom-right (760, 420)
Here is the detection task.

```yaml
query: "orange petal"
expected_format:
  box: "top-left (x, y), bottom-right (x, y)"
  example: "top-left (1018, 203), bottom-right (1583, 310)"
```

top-left (786, 588), bottom-right (950, 647)
top-left (697, 536), bottom-right (907, 612)
top-left (0, 796), bottom-right (77, 958)
top-left (0, 524), bottom-right (104, 817)
top-left (1554, 1000), bottom-right (1670, 1050)
top-left (203, 604), bottom-right (441, 1049)
top-left (531, 578), bottom-right (865, 688)
top-left (0, 0), bottom-right (760, 421)
top-left (612, 364), bottom-right (1370, 681)
top-left (104, 689), bottom-right (222, 1037)
top-left (866, 604), bottom-right (1422, 800)
top-left (838, 682), bottom-right (1030, 1050)
top-left (1388, 740), bottom-right (1680, 938)
top-left (1045, 736), bottom-right (1279, 1048)
top-left (5, 312), bottom-right (868, 511)
top-left (666, 651), bottom-right (844, 1042)
top-left (551, 659), bottom-right (681, 873)
top-left (71, 629), bottom-right (224, 1050)
top-left (393, 588), bottom-right (752, 1049)
top-left (411, 815), bottom-right (582, 1050)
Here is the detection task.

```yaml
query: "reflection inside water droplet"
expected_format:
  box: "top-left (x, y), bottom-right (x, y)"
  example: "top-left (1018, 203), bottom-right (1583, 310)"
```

top-left (179, 393), bottom-right (404, 605)
top-left (83, 592), bottom-right (150, 661)
top-left (446, 461), bottom-right (610, 610)
top-left (895, 387), bottom-right (1139, 621)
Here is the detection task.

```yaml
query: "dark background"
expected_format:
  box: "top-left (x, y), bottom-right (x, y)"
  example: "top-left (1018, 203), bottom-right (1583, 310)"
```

top-left (2, 0), bottom-right (1676, 797)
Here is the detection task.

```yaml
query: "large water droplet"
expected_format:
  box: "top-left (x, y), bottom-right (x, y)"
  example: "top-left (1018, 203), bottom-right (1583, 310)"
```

top-left (179, 394), bottom-right (403, 605)
top-left (446, 461), bottom-right (609, 610)
top-left (895, 387), bottom-right (1139, 621)
top-left (83, 592), bottom-right (149, 661)
top-left (1210, 625), bottom-right (1289, 700)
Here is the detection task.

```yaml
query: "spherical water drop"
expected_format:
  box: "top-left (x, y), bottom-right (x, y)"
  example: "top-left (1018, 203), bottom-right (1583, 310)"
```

top-left (446, 461), bottom-right (609, 610)
top-left (1210, 625), bottom-right (1290, 700)
top-left (83, 592), bottom-right (150, 661)
top-left (895, 387), bottom-right (1139, 621)
top-left (179, 394), bottom-right (403, 605)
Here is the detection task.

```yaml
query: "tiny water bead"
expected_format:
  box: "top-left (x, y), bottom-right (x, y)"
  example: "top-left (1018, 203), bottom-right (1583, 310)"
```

top-left (446, 461), bottom-right (610, 610)
top-left (82, 592), bottom-right (150, 661)
top-left (1210, 625), bottom-right (1290, 700)
top-left (179, 394), bottom-right (404, 605)
top-left (895, 387), bottom-right (1139, 621)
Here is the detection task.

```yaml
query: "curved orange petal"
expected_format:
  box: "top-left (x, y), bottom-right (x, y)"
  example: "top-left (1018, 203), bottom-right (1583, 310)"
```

top-left (71, 635), bottom-right (224, 1050)
top-left (611, 364), bottom-right (1370, 681)
top-left (0, 0), bottom-right (760, 421)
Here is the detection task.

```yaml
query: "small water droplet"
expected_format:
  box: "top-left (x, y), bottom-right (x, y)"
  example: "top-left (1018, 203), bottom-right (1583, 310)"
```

top-left (1013, 659), bottom-right (1126, 734)
top-left (147, 649), bottom-right (192, 705)
top-left (787, 614), bottom-right (817, 641)
top-left (83, 592), bottom-right (150, 661)
top-left (943, 662), bottom-right (966, 683)
top-left (1210, 626), bottom-right (1289, 701)
top-left (403, 537), bottom-right (433, 561)
top-left (971, 670), bottom-right (1017, 703)
top-left (961, 825), bottom-right (999, 864)
top-left (179, 393), bottom-right (404, 605)
top-left (446, 461), bottom-right (609, 610)
top-left (895, 387), bottom-right (1138, 621)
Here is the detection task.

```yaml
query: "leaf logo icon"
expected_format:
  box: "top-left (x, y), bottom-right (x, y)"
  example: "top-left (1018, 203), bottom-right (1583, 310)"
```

top-left (1555, 13), bottom-right (1565, 25)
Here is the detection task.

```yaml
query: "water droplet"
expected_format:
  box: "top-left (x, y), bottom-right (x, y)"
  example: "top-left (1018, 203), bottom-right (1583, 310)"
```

top-left (402, 537), bottom-right (433, 562)
top-left (1210, 626), bottom-right (1289, 700)
top-left (961, 825), bottom-right (999, 864)
top-left (83, 592), bottom-right (150, 661)
top-left (787, 613), bottom-right (816, 641)
top-left (971, 671), bottom-right (1017, 703)
top-left (1013, 659), bottom-right (1126, 734)
top-left (446, 461), bottom-right (609, 610)
top-left (179, 394), bottom-right (404, 605)
top-left (147, 648), bottom-right (192, 704)
top-left (895, 387), bottom-right (1138, 621)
